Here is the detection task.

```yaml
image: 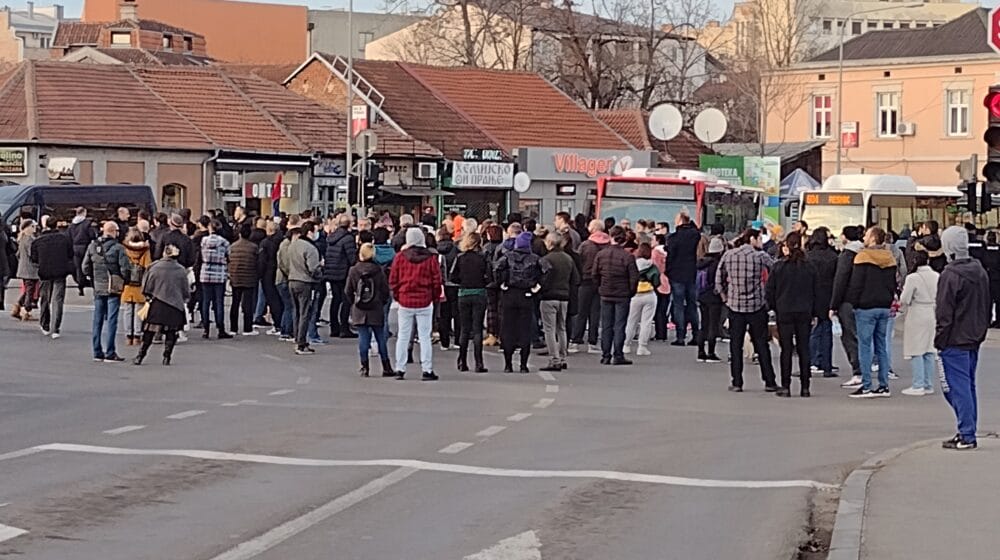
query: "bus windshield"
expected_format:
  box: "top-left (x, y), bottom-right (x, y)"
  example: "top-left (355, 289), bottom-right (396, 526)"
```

top-left (600, 198), bottom-right (693, 225)
top-left (801, 204), bottom-right (866, 235)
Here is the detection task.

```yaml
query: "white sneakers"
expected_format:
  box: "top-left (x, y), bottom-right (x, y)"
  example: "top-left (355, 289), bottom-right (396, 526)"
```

top-left (902, 387), bottom-right (934, 396)
top-left (567, 343), bottom-right (579, 354)
top-left (622, 344), bottom-right (631, 354)
top-left (51, 332), bottom-right (60, 339)
top-left (636, 347), bottom-right (651, 356)
top-left (587, 345), bottom-right (602, 354)
top-left (841, 375), bottom-right (863, 388)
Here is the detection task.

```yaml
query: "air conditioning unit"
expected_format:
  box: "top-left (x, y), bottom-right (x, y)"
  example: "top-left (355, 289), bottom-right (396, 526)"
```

top-left (897, 122), bottom-right (917, 136)
top-left (215, 171), bottom-right (239, 191)
top-left (416, 162), bottom-right (438, 179)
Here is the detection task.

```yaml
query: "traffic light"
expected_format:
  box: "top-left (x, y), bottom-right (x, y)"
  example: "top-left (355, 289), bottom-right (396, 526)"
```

top-left (983, 86), bottom-right (1000, 193)
top-left (963, 181), bottom-right (978, 214)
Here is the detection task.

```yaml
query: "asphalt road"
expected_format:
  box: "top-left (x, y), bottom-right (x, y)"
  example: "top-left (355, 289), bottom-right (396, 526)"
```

top-left (1, 291), bottom-right (996, 559)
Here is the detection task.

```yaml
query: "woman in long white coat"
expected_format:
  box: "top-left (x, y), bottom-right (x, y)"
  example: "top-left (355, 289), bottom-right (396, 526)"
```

top-left (899, 250), bottom-right (939, 396)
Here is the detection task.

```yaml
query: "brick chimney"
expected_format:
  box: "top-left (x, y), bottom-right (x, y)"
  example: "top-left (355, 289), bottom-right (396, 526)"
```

top-left (118, 0), bottom-right (138, 22)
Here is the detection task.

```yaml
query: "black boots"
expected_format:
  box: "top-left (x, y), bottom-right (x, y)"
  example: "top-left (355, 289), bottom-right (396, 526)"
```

top-left (359, 360), bottom-right (370, 377)
top-left (381, 358), bottom-right (394, 377)
top-left (457, 355), bottom-right (469, 372)
top-left (162, 335), bottom-right (176, 366)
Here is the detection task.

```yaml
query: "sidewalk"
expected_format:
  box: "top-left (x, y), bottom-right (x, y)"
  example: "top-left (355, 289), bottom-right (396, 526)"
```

top-left (860, 439), bottom-right (1000, 559)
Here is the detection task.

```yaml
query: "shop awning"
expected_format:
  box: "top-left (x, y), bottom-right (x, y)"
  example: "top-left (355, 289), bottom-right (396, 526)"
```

top-left (379, 187), bottom-right (454, 197)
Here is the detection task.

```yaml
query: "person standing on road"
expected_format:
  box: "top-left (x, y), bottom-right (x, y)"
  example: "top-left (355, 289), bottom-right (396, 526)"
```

top-left (199, 220), bottom-right (231, 340)
top-left (495, 232), bottom-right (548, 373)
top-left (258, 221), bottom-right (284, 336)
top-left (716, 228), bottom-right (777, 393)
top-left (846, 226), bottom-right (897, 399)
top-left (67, 207), bottom-right (96, 296)
top-left (83, 221), bottom-right (130, 362)
top-left (274, 218), bottom-right (300, 341)
top-left (592, 226), bottom-right (639, 366)
top-left (120, 228), bottom-right (152, 346)
top-left (900, 249), bottom-right (939, 396)
top-left (935, 226), bottom-right (990, 450)
top-left (695, 237), bottom-right (725, 363)
top-left (830, 226), bottom-right (864, 388)
top-left (451, 232), bottom-right (491, 373)
top-left (389, 227), bottom-right (443, 381)
top-left (666, 210), bottom-right (701, 346)
top-left (346, 242), bottom-right (392, 378)
top-left (30, 216), bottom-right (74, 339)
top-left (555, 211), bottom-right (581, 252)
top-left (228, 224), bottom-right (262, 337)
top-left (113, 207), bottom-right (130, 242)
top-left (12, 219), bottom-right (39, 321)
top-left (324, 214), bottom-right (357, 339)
top-left (436, 227), bottom-right (460, 351)
top-left (133, 244), bottom-right (190, 366)
top-left (0, 223), bottom-right (9, 312)
top-left (805, 228), bottom-right (838, 378)
top-left (624, 242), bottom-right (658, 357)
top-left (571, 219), bottom-right (610, 354)
top-left (539, 232), bottom-right (579, 372)
top-left (286, 222), bottom-right (322, 356)
top-left (766, 232), bottom-right (817, 398)
top-left (482, 224), bottom-right (504, 347)
top-left (984, 231), bottom-right (1000, 328)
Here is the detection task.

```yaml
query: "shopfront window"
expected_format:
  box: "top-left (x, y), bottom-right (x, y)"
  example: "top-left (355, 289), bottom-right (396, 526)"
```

top-left (517, 199), bottom-right (541, 221)
top-left (161, 183), bottom-right (185, 213)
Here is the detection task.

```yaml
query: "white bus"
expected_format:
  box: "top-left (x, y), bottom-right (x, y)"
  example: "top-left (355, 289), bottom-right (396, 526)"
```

top-left (798, 175), bottom-right (961, 236)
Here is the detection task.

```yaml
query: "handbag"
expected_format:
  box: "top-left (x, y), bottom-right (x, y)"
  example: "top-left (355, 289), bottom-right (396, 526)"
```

top-left (137, 301), bottom-right (150, 322)
top-left (108, 274), bottom-right (125, 295)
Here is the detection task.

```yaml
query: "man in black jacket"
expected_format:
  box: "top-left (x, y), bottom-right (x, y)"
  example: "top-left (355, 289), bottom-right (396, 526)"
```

top-left (936, 226), bottom-right (990, 450)
top-left (324, 214), bottom-right (358, 338)
top-left (157, 214), bottom-right (195, 268)
top-left (592, 226), bottom-right (639, 366)
top-left (31, 217), bottom-right (74, 338)
top-left (258, 221), bottom-right (284, 336)
top-left (830, 225), bottom-right (864, 387)
top-left (67, 207), bottom-right (96, 296)
top-left (667, 210), bottom-right (701, 346)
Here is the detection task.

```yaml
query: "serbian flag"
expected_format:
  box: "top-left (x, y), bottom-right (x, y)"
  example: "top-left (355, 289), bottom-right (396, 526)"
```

top-left (271, 173), bottom-right (283, 217)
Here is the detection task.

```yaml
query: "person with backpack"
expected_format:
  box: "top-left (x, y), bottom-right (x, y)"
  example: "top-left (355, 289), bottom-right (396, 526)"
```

top-left (346, 242), bottom-right (392, 377)
top-left (83, 221), bottom-right (131, 362)
top-left (436, 227), bottom-right (460, 351)
top-left (623, 243), bottom-right (659, 357)
top-left (695, 237), bottom-right (725, 363)
top-left (121, 228), bottom-right (152, 346)
top-left (229, 224), bottom-right (262, 337)
top-left (452, 232), bottom-right (492, 373)
top-left (592, 226), bottom-right (640, 366)
top-left (495, 232), bottom-right (550, 373)
top-left (766, 232), bottom-right (818, 398)
top-left (539, 232), bottom-right (580, 371)
top-left (30, 216), bottom-right (74, 339)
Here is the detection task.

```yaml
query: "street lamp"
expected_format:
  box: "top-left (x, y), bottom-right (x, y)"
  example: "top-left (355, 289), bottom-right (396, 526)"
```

top-left (835, 3), bottom-right (921, 174)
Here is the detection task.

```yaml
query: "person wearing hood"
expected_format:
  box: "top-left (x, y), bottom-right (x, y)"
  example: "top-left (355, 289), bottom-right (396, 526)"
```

top-left (571, 219), bottom-right (611, 354)
top-left (389, 227), bottom-right (443, 381)
top-left (324, 214), bottom-right (357, 339)
top-left (806, 227), bottom-right (838, 378)
top-left (133, 243), bottom-right (190, 366)
top-left (623, 242), bottom-right (659, 357)
top-left (539, 232), bottom-right (579, 371)
top-left (935, 225), bottom-right (990, 450)
top-left (830, 225), bottom-right (864, 388)
top-left (846, 226), bottom-right (897, 398)
top-left (436, 227), bottom-right (461, 351)
top-left (346, 242), bottom-right (392, 378)
top-left (452, 232), bottom-right (492, 373)
top-left (30, 216), bottom-right (74, 339)
top-left (12, 219), bottom-right (39, 321)
top-left (592, 226), bottom-right (640, 366)
top-left (120, 228), bottom-right (152, 346)
top-left (67, 207), bottom-right (97, 296)
top-left (695, 237), bottom-right (725, 363)
top-left (495, 231), bottom-right (550, 373)
top-left (493, 222), bottom-right (523, 263)
top-left (766, 232), bottom-right (818, 398)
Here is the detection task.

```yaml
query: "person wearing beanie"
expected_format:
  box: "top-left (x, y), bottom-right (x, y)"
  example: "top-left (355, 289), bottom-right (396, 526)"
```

top-left (935, 225), bottom-right (990, 450)
top-left (389, 226), bottom-right (443, 380)
top-left (592, 226), bottom-right (639, 365)
top-left (695, 236), bottom-right (725, 363)
top-left (495, 229), bottom-right (549, 373)
top-left (846, 226), bottom-right (897, 399)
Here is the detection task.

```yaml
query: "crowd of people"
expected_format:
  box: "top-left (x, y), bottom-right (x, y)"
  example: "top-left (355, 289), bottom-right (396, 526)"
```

top-left (0, 205), bottom-right (994, 450)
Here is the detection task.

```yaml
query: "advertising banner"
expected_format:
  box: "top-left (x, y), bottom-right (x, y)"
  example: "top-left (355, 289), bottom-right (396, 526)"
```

top-left (699, 154), bottom-right (782, 225)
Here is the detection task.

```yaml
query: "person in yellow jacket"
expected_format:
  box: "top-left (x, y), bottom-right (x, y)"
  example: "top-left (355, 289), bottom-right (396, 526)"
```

top-left (121, 228), bottom-right (152, 346)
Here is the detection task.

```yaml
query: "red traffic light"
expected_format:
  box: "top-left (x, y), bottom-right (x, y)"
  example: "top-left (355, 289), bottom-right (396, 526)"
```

top-left (986, 91), bottom-right (1000, 118)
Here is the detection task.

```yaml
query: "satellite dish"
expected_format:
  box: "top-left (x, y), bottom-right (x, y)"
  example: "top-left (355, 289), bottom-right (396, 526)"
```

top-left (693, 108), bottom-right (727, 144)
top-left (513, 172), bottom-right (531, 193)
top-left (648, 104), bottom-right (683, 141)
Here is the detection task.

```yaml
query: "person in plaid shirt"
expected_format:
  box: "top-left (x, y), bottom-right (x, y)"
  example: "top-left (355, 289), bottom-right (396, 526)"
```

top-left (716, 228), bottom-right (777, 393)
top-left (199, 219), bottom-right (231, 340)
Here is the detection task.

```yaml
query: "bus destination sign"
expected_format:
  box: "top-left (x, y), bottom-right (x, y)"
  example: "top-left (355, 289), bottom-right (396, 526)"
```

top-left (804, 192), bottom-right (863, 206)
top-left (604, 181), bottom-right (695, 200)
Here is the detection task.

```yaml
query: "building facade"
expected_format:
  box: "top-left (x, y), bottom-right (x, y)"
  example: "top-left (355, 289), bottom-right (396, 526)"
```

top-left (308, 10), bottom-right (423, 60)
top-left (0, 3), bottom-right (62, 64)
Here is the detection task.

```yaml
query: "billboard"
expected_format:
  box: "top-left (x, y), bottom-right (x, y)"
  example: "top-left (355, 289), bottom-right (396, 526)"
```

top-left (699, 154), bottom-right (782, 225)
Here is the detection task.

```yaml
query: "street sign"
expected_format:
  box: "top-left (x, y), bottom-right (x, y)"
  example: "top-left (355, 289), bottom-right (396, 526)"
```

top-left (841, 121), bottom-right (859, 149)
top-left (990, 7), bottom-right (1000, 54)
top-left (354, 129), bottom-right (378, 157)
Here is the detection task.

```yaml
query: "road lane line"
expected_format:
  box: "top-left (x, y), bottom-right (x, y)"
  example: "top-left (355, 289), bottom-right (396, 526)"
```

top-left (208, 467), bottom-right (417, 560)
top-left (476, 426), bottom-right (507, 438)
top-left (237, 400), bottom-right (258, 405)
top-left (0, 447), bottom-right (45, 463)
top-left (220, 402), bottom-right (239, 407)
top-left (295, 376), bottom-right (311, 385)
top-left (268, 389), bottom-right (295, 396)
top-left (34, 443), bottom-right (837, 489)
top-left (102, 425), bottom-right (145, 435)
top-left (166, 410), bottom-right (206, 420)
top-left (545, 385), bottom-right (559, 393)
top-left (437, 442), bottom-right (474, 454)
top-left (533, 398), bottom-right (555, 409)
top-left (506, 413), bottom-right (532, 422)
top-left (0, 524), bottom-right (27, 544)
top-left (538, 372), bottom-right (556, 382)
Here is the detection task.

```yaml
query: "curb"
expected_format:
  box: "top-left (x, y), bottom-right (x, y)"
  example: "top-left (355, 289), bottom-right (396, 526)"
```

top-left (826, 438), bottom-right (939, 560)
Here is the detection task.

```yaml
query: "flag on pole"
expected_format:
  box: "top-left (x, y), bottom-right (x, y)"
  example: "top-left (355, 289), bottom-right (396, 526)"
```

top-left (271, 173), bottom-right (283, 217)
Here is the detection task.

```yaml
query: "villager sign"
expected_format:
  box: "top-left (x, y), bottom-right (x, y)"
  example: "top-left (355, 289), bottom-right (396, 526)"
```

top-left (0, 148), bottom-right (27, 176)
top-left (452, 161), bottom-right (514, 188)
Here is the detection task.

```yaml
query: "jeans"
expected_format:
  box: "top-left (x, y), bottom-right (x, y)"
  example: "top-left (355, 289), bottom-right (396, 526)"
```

top-left (885, 316), bottom-right (895, 373)
top-left (838, 302), bottom-right (861, 375)
top-left (17, 278), bottom-right (39, 311)
top-left (940, 347), bottom-right (979, 443)
top-left (600, 299), bottom-right (630, 360)
top-left (777, 312), bottom-right (812, 390)
top-left (624, 291), bottom-right (656, 352)
top-left (727, 308), bottom-right (776, 389)
top-left (200, 282), bottom-right (226, 334)
top-left (357, 324), bottom-right (389, 362)
top-left (122, 300), bottom-right (141, 338)
top-left (540, 300), bottom-right (569, 366)
top-left (92, 294), bottom-right (121, 358)
top-left (670, 281), bottom-right (699, 341)
top-left (289, 280), bottom-right (313, 349)
top-left (395, 304), bottom-right (434, 373)
top-left (458, 294), bottom-right (487, 367)
top-left (328, 279), bottom-right (348, 335)
top-left (910, 351), bottom-right (936, 391)
top-left (572, 281), bottom-right (601, 345)
top-left (855, 307), bottom-right (890, 391)
top-left (39, 278), bottom-right (66, 334)
top-left (254, 283), bottom-right (266, 322)
top-left (230, 286), bottom-right (257, 334)
top-left (810, 318), bottom-right (833, 373)
top-left (308, 281), bottom-right (327, 341)
top-left (277, 282), bottom-right (294, 336)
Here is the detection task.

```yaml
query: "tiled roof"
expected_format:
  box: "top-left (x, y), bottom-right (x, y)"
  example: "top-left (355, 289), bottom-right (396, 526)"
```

top-left (52, 22), bottom-right (103, 47)
top-left (594, 109), bottom-right (652, 150)
top-left (94, 47), bottom-right (159, 64)
top-left (401, 64), bottom-right (631, 151)
top-left (105, 19), bottom-right (204, 37)
top-left (809, 9), bottom-right (991, 63)
top-left (0, 66), bottom-right (30, 140)
top-left (217, 63), bottom-right (300, 84)
top-left (595, 108), bottom-right (711, 168)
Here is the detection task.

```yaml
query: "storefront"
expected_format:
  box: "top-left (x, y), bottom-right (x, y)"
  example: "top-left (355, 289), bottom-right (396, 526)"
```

top-left (310, 156), bottom-right (348, 218)
top-left (515, 147), bottom-right (656, 222)
top-left (446, 155), bottom-right (514, 222)
top-left (211, 153), bottom-right (313, 217)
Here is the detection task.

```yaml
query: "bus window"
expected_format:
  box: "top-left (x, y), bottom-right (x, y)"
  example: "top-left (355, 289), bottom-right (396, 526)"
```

top-left (801, 204), bottom-right (866, 235)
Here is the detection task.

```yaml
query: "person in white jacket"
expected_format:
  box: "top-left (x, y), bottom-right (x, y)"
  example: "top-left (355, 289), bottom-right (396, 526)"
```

top-left (900, 250), bottom-right (939, 396)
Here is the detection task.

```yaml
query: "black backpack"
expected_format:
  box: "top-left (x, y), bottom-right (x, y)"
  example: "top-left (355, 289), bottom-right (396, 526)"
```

top-left (506, 252), bottom-right (538, 290)
top-left (354, 272), bottom-right (378, 310)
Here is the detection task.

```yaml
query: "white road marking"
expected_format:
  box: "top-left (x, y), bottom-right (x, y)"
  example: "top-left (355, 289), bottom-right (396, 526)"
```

top-left (0, 524), bottom-right (27, 544)
top-left (220, 402), bottom-right (239, 407)
top-left (261, 354), bottom-right (283, 362)
top-left (465, 531), bottom-right (541, 560)
top-left (33, 443), bottom-right (837, 489)
top-left (208, 467), bottom-right (417, 560)
top-left (101, 425), bottom-right (145, 435)
top-left (237, 400), bottom-right (258, 405)
top-left (538, 372), bottom-right (556, 382)
top-left (476, 425), bottom-right (507, 438)
top-left (166, 410), bottom-right (206, 420)
top-left (437, 442), bottom-right (474, 454)
top-left (268, 389), bottom-right (295, 396)
top-left (0, 447), bottom-right (45, 462)
top-left (533, 398), bottom-right (555, 409)
top-left (545, 385), bottom-right (559, 393)
top-left (506, 413), bottom-right (532, 422)
top-left (295, 376), bottom-right (311, 385)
